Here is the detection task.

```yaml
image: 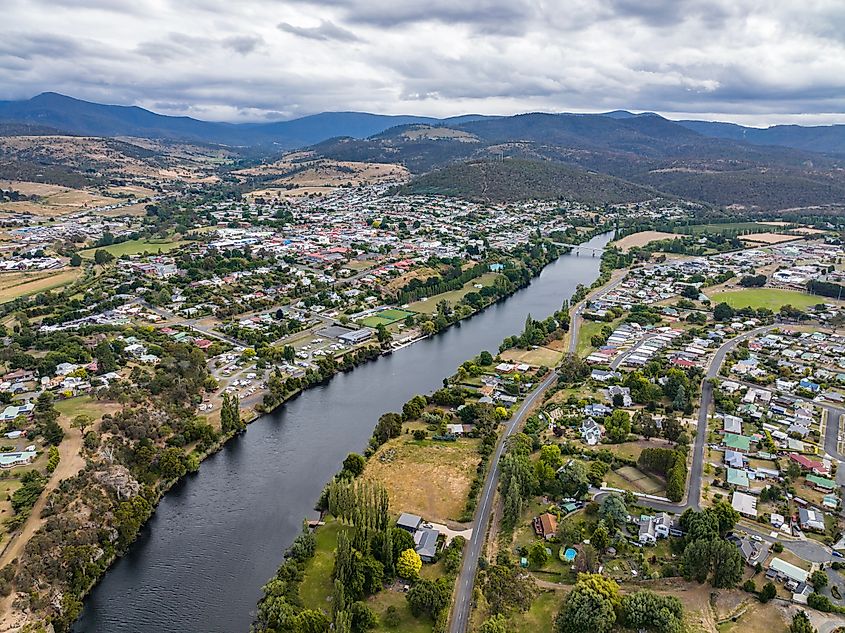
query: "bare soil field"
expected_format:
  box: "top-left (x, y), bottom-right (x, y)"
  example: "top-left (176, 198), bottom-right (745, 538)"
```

top-left (741, 232), bottom-right (801, 245)
top-left (613, 231), bottom-right (677, 252)
top-left (400, 125), bottom-right (479, 142)
top-left (363, 437), bottom-right (482, 523)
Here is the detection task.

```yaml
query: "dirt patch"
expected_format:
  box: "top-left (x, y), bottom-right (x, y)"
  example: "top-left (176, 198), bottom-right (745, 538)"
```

top-left (741, 232), bottom-right (800, 245)
top-left (613, 231), bottom-right (678, 252)
top-left (363, 437), bottom-right (482, 523)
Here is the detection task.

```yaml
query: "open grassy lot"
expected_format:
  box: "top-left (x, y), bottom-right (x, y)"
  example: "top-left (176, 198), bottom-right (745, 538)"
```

top-left (363, 437), bottom-right (482, 523)
top-left (605, 465), bottom-right (665, 495)
top-left (407, 272), bottom-right (502, 315)
top-left (54, 395), bottom-right (103, 419)
top-left (499, 345), bottom-right (563, 367)
top-left (79, 237), bottom-right (188, 259)
top-left (575, 319), bottom-right (608, 357)
top-left (710, 288), bottom-right (827, 311)
top-left (509, 588), bottom-right (566, 633)
top-left (0, 269), bottom-right (82, 303)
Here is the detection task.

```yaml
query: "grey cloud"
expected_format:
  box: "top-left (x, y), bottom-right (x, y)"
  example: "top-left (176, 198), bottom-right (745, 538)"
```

top-left (277, 20), bottom-right (362, 42)
top-left (222, 35), bottom-right (263, 54)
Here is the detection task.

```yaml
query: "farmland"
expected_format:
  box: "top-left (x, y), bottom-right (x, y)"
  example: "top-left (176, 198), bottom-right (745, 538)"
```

top-left (79, 237), bottom-right (188, 259)
top-left (0, 269), bottom-right (82, 303)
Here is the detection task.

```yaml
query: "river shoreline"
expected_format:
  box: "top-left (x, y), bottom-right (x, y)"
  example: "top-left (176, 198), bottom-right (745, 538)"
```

top-left (74, 231), bottom-right (614, 633)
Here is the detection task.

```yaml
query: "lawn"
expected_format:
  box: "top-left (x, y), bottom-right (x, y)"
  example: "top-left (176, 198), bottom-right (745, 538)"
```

top-left (54, 395), bottom-right (103, 420)
top-left (363, 437), bottom-right (482, 523)
top-left (0, 269), bottom-right (82, 303)
top-left (710, 288), bottom-right (827, 311)
top-left (406, 272), bottom-right (502, 315)
top-left (79, 237), bottom-right (188, 259)
top-left (508, 588), bottom-right (566, 633)
top-left (605, 466), bottom-right (665, 495)
top-left (299, 520), bottom-right (342, 610)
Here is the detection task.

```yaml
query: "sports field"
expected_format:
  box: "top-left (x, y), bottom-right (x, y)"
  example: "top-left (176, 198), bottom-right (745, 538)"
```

top-left (358, 308), bottom-right (416, 328)
top-left (710, 288), bottom-right (827, 311)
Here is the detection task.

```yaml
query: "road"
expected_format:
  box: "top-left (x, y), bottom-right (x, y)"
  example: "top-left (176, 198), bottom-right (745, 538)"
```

top-left (448, 369), bottom-right (559, 633)
top-left (567, 270), bottom-right (628, 355)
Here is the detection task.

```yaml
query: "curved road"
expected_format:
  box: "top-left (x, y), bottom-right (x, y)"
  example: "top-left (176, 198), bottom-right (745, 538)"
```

top-left (449, 369), bottom-right (559, 633)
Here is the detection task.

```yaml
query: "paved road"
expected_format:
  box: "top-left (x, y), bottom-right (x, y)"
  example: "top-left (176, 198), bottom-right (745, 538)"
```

top-left (448, 369), bottom-right (559, 633)
top-left (567, 271), bottom-right (628, 355)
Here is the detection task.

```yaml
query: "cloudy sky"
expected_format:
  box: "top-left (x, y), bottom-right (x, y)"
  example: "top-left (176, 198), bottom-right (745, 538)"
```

top-left (3, 0), bottom-right (845, 126)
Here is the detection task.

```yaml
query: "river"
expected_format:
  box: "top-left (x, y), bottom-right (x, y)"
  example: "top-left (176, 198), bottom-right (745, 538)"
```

top-left (74, 231), bottom-right (613, 632)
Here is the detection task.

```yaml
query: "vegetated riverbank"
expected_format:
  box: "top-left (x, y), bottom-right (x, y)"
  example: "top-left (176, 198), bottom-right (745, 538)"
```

top-left (73, 231), bottom-right (615, 633)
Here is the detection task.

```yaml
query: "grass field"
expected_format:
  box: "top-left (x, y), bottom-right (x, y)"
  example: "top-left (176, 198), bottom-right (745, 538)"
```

top-left (79, 237), bottom-right (188, 259)
top-left (605, 466), bottom-right (665, 495)
top-left (612, 231), bottom-right (677, 252)
top-left (0, 269), bottom-right (82, 303)
top-left (407, 272), bottom-right (502, 315)
top-left (359, 308), bottom-right (416, 328)
top-left (364, 437), bottom-right (482, 523)
top-left (499, 345), bottom-right (563, 367)
top-left (576, 319), bottom-right (610, 357)
top-left (510, 588), bottom-right (566, 633)
top-left (710, 288), bottom-right (827, 311)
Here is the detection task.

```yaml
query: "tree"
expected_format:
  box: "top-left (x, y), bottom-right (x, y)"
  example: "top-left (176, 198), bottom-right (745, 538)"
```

top-left (599, 493), bottom-right (627, 528)
top-left (94, 340), bottom-right (118, 373)
top-left (591, 522), bottom-right (610, 552)
top-left (221, 392), bottom-right (243, 434)
top-left (479, 614), bottom-right (508, 633)
top-left (528, 541), bottom-right (550, 567)
top-left (376, 323), bottom-right (391, 344)
top-left (481, 565), bottom-right (538, 615)
top-left (93, 249), bottom-right (115, 265)
top-left (713, 302), bottom-right (735, 322)
top-left (70, 252), bottom-right (82, 266)
top-left (479, 350), bottom-right (494, 366)
top-left (604, 409), bottom-right (631, 443)
top-left (810, 570), bottom-right (828, 590)
top-left (672, 384), bottom-right (688, 411)
top-left (71, 414), bottom-right (93, 436)
top-left (558, 460), bottom-right (589, 498)
top-left (555, 574), bottom-right (619, 633)
top-left (621, 590), bottom-right (684, 633)
top-left (759, 581), bottom-right (777, 603)
top-left (789, 611), bottom-right (817, 633)
top-left (343, 453), bottom-right (366, 477)
top-left (406, 577), bottom-right (450, 618)
top-left (708, 499), bottom-right (740, 535)
top-left (396, 549), bottom-right (422, 579)
top-left (350, 601), bottom-right (377, 633)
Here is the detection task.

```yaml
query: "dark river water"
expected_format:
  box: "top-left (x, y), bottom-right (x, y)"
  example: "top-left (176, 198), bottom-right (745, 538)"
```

top-left (74, 231), bottom-right (613, 633)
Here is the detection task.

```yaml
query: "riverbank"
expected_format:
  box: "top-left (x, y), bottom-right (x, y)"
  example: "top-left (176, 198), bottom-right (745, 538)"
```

top-left (73, 231), bottom-right (615, 633)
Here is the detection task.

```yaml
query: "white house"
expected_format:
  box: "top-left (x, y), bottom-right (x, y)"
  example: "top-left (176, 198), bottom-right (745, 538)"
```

top-left (580, 418), bottom-right (603, 446)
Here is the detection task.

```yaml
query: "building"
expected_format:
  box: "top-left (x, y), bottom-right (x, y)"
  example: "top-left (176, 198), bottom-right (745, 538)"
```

top-left (414, 528), bottom-right (440, 562)
top-left (638, 513), bottom-right (673, 545)
top-left (533, 513), bottom-right (558, 540)
top-left (806, 474), bottom-right (836, 492)
top-left (339, 328), bottom-right (374, 345)
top-left (790, 453), bottom-right (829, 475)
top-left (768, 557), bottom-right (809, 585)
top-left (731, 491), bottom-right (758, 518)
top-left (579, 418), bottom-right (603, 446)
top-left (727, 468), bottom-right (750, 489)
top-left (798, 508), bottom-right (826, 533)
top-left (396, 513), bottom-right (423, 533)
top-left (0, 450), bottom-right (36, 468)
top-left (724, 433), bottom-right (752, 453)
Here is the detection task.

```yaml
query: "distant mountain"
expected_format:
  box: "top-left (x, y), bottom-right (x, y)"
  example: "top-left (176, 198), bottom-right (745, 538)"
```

top-left (677, 119), bottom-right (845, 155)
top-left (0, 93), bottom-right (491, 148)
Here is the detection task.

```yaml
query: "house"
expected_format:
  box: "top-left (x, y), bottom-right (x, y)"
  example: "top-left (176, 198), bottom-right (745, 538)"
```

top-left (0, 450), bottom-right (36, 468)
top-left (638, 513), bottom-right (673, 544)
top-left (806, 474), bottom-right (836, 492)
top-left (727, 468), bottom-right (750, 489)
top-left (731, 491), bottom-right (758, 518)
top-left (0, 402), bottom-right (34, 422)
top-left (580, 418), bottom-right (603, 446)
top-left (723, 415), bottom-right (743, 435)
top-left (533, 513), bottom-right (558, 540)
top-left (414, 528), bottom-right (440, 562)
top-left (730, 534), bottom-right (770, 565)
top-left (397, 513), bottom-right (423, 533)
top-left (724, 450), bottom-right (745, 469)
top-left (607, 385), bottom-right (632, 407)
top-left (798, 378), bottom-right (821, 393)
top-left (584, 403), bottom-right (612, 418)
top-left (790, 453), bottom-right (829, 475)
top-left (770, 513), bottom-right (785, 528)
top-left (798, 507), bottom-right (826, 533)
top-left (768, 557), bottom-right (809, 585)
top-left (723, 433), bottom-right (752, 453)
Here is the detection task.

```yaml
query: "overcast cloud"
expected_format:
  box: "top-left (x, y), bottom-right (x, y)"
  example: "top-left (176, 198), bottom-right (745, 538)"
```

top-left (2, 0), bottom-right (845, 125)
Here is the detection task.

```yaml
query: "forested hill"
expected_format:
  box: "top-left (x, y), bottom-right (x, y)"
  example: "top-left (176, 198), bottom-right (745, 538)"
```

top-left (397, 159), bottom-right (660, 204)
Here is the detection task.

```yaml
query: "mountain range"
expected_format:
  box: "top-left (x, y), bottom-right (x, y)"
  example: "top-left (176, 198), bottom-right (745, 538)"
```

top-left (2, 92), bottom-right (845, 210)
top-left (3, 92), bottom-right (845, 156)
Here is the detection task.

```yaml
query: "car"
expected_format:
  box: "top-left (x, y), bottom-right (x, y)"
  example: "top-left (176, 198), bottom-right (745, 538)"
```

top-left (833, 550), bottom-right (844, 558)
top-left (751, 535), bottom-right (763, 542)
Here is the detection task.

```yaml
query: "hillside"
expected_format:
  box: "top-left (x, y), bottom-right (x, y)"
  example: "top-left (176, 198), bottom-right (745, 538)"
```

top-left (397, 159), bottom-right (659, 204)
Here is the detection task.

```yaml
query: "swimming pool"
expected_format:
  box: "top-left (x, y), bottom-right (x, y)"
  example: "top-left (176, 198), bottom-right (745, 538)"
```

top-left (563, 548), bottom-right (577, 562)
